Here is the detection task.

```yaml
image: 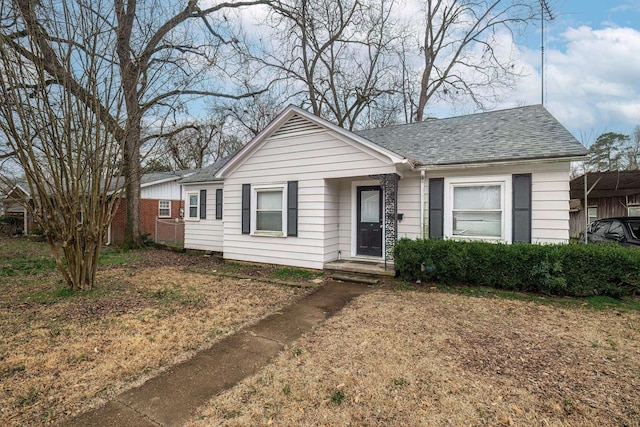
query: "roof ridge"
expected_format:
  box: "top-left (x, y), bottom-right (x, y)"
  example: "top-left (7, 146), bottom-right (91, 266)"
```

top-left (357, 104), bottom-right (544, 133)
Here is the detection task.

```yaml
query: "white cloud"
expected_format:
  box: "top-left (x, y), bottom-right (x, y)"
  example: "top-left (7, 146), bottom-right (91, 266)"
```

top-left (501, 25), bottom-right (640, 137)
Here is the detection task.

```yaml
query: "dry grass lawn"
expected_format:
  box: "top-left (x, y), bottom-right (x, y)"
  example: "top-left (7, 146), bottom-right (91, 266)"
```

top-left (189, 289), bottom-right (640, 426)
top-left (0, 238), bottom-right (313, 426)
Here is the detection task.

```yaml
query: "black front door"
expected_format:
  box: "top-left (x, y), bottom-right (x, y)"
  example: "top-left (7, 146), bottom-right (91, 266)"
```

top-left (357, 186), bottom-right (382, 257)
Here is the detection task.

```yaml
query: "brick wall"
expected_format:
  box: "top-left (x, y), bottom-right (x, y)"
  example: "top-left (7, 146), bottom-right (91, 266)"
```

top-left (109, 198), bottom-right (184, 245)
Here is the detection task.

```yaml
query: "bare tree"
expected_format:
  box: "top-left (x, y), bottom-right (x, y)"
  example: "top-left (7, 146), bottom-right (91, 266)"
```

top-left (0, 0), bottom-right (124, 290)
top-left (407, 0), bottom-right (536, 122)
top-left (151, 116), bottom-right (243, 170)
top-left (264, 0), bottom-right (401, 129)
top-left (220, 92), bottom-right (287, 137)
top-left (1, 0), bottom-right (266, 248)
top-left (625, 125), bottom-right (640, 170)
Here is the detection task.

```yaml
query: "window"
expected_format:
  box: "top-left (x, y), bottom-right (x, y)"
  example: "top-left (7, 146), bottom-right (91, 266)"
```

top-left (628, 205), bottom-right (640, 216)
top-left (158, 200), bottom-right (171, 218)
top-left (452, 184), bottom-right (502, 238)
top-left (249, 184), bottom-right (287, 235)
top-left (256, 189), bottom-right (283, 232)
top-left (443, 177), bottom-right (510, 241)
top-left (187, 192), bottom-right (199, 219)
top-left (243, 182), bottom-right (298, 236)
top-left (606, 220), bottom-right (625, 241)
top-left (590, 220), bottom-right (610, 236)
top-left (587, 206), bottom-right (598, 224)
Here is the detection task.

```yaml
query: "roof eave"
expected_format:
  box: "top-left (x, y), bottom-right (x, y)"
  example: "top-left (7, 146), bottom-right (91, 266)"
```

top-left (415, 154), bottom-right (587, 171)
top-left (180, 179), bottom-right (224, 186)
top-left (141, 175), bottom-right (182, 188)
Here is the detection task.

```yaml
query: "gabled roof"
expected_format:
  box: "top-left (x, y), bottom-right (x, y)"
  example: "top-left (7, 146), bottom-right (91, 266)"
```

top-left (178, 158), bottom-right (229, 184)
top-left (355, 105), bottom-right (587, 166)
top-left (570, 171), bottom-right (640, 199)
top-left (4, 182), bottom-right (31, 198)
top-left (215, 105), bottom-right (407, 178)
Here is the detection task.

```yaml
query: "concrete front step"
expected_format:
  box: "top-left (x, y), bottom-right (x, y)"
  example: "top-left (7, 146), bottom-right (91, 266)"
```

top-left (323, 259), bottom-right (396, 278)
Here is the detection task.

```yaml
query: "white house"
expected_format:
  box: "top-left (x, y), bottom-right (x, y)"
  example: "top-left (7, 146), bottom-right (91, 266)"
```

top-left (180, 105), bottom-right (587, 270)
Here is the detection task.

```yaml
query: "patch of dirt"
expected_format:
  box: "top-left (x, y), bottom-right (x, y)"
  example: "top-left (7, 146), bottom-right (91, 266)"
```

top-left (0, 247), bottom-right (312, 426)
top-left (188, 291), bottom-right (640, 427)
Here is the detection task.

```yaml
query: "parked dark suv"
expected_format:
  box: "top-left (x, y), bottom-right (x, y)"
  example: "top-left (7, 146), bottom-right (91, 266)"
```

top-left (579, 217), bottom-right (640, 246)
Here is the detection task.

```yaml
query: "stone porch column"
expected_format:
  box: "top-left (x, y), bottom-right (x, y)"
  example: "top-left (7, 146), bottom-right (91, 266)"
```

top-left (370, 173), bottom-right (399, 262)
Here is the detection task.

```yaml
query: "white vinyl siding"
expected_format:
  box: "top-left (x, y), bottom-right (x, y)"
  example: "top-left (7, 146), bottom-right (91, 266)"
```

top-left (397, 174), bottom-right (421, 240)
top-left (324, 181), bottom-right (340, 262)
top-left (222, 117), bottom-right (396, 269)
top-left (141, 180), bottom-right (182, 200)
top-left (337, 179), bottom-right (352, 257)
top-left (183, 183), bottom-right (224, 252)
top-left (225, 131), bottom-right (396, 181)
top-left (530, 164), bottom-right (571, 243)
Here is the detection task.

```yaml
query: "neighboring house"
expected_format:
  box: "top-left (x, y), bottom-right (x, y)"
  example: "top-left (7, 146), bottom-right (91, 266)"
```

top-left (109, 171), bottom-right (193, 245)
top-left (181, 104), bottom-right (587, 270)
top-left (569, 171), bottom-right (640, 238)
top-left (1, 183), bottom-right (39, 234)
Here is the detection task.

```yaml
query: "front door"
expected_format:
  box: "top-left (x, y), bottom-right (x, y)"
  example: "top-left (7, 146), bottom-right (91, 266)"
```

top-left (357, 186), bottom-right (382, 257)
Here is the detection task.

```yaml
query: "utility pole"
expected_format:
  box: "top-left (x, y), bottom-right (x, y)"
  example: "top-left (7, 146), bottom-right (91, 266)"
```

top-left (541, 0), bottom-right (554, 106)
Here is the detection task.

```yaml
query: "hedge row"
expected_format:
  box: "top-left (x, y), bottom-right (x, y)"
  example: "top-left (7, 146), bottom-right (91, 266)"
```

top-left (393, 238), bottom-right (640, 298)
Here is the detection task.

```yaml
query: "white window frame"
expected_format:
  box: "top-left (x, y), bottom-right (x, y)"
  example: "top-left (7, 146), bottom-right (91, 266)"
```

top-left (186, 191), bottom-right (199, 220)
top-left (251, 184), bottom-right (287, 237)
top-left (158, 200), bottom-right (171, 218)
top-left (443, 176), bottom-right (512, 243)
top-left (587, 206), bottom-right (598, 224)
top-left (628, 205), bottom-right (640, 216)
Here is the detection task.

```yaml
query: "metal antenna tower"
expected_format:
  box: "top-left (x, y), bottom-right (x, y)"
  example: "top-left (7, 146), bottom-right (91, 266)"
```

top-left (541, 0), bottom-right (554, 106)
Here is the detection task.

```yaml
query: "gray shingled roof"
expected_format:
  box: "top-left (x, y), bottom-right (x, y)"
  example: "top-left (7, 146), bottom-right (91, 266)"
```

top-left (178, 158), bottom-right (229, 184)
top-left (355, 105), bottom-right (587, 166)
top-left (105, 170), bottom-right (193, 192)
top-left (141, 170), bottom-right (192, 185)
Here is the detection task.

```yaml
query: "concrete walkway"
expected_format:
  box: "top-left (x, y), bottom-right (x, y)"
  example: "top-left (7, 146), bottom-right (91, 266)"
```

top-left (61, 281), bottom-right (370, 427)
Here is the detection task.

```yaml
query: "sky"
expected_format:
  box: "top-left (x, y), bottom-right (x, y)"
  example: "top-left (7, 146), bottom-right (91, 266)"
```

top-left (231, 0), bottom-right (640, 146)
top-left (496, 0), bottom-right (640, 145)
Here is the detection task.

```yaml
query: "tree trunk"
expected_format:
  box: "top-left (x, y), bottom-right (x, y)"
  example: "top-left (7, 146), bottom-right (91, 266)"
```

top-left (122, 120), bottom-right (142, 249)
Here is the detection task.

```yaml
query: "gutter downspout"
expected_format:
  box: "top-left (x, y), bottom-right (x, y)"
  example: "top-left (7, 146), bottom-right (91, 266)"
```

top-left (420, 170), bottom-right (425, 239)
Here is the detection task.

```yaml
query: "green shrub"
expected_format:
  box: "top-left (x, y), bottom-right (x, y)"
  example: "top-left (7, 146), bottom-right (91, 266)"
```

top-left (393, 238), bottom-right (640, 298)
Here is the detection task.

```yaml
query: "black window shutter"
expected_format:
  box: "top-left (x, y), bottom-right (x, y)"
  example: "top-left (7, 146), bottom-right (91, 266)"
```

top-left (287, 181), bottom-right (298, 237)
top-left (428, 178), bottom-right (444, 239)
top-left (199, 190), bottom-right (206, 219)
top-left (215, 188), bottom-right (223, 220)
top-left (512, 173), bottom-right (532, 243)
top-left (241, 184), bottom-right (250, 234)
